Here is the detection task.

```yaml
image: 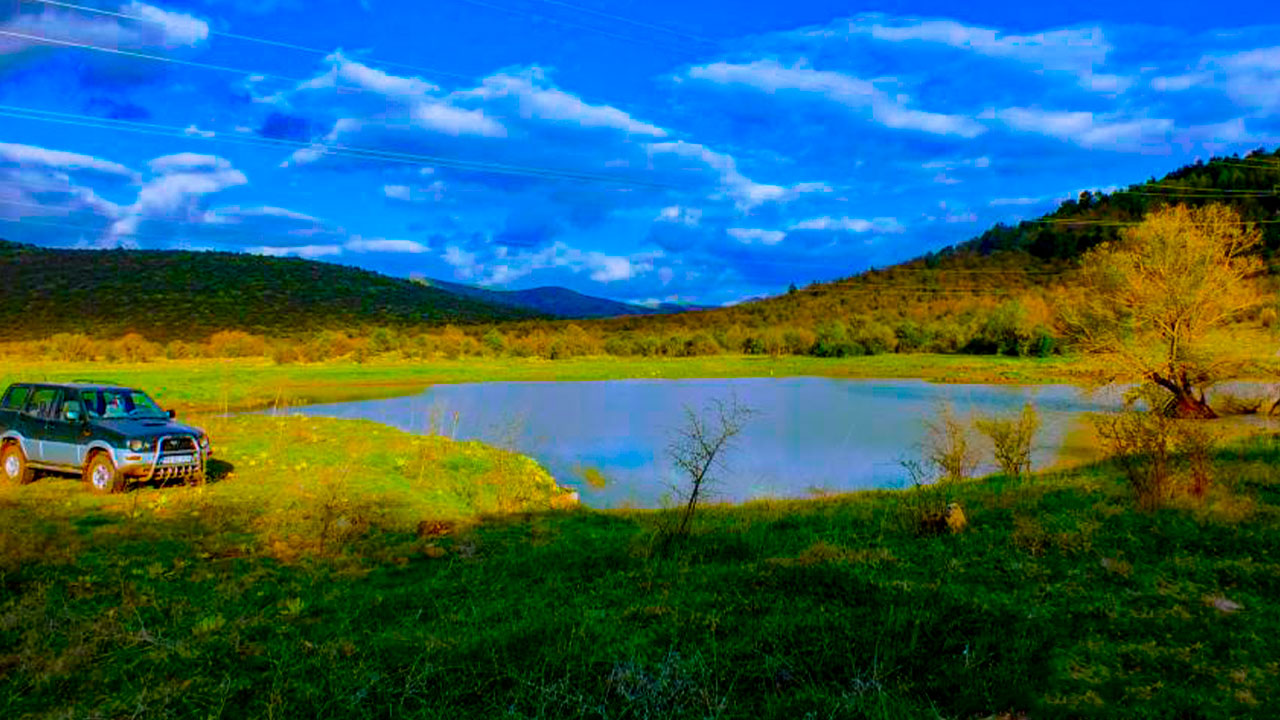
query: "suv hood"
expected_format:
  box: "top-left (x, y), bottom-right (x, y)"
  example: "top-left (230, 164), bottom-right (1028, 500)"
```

top-left (94, 418), bottom-right (202, 438)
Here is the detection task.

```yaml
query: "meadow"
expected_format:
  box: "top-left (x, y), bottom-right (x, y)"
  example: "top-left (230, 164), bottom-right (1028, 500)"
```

top-left (1, 407), bottom-right (1277, 718)
top-left (2, 349), bottom-right (1278, 718)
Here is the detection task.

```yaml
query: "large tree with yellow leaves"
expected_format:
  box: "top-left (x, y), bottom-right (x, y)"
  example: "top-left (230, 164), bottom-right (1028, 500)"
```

top-left (1059, 204), bottom-right (1266, 418)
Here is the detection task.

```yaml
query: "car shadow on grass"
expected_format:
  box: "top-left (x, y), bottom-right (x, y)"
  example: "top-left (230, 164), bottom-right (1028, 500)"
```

top-left (138, 458), bottom-right (236, 490)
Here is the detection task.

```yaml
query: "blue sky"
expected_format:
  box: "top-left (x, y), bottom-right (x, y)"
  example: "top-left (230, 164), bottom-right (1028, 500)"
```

top-left (1, 0), bottom-right (1278, 306)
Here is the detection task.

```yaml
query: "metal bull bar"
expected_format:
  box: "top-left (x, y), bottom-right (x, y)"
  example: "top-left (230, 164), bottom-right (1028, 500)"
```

top-left (144, 434), bottom-right (205, 484)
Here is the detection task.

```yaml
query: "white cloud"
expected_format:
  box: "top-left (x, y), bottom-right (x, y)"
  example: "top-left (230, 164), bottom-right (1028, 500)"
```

top-left (789, 216), bottom-right (904, 233)
top-left (249, 244), bottom-right (344, 259)
top-left (656, 205), bottom-right (702, 226)
top-left (687, 60), bottom-right (985, 137)
top-left (0, 142), bottom-right (137, 179)
top-left (456, 67), bottom-right (668, 136)
top-left (110, 154), bottom-right (247, 239)
top-left (296, 51), bottom-right (438, 96)
top-left (345, 236), bottom-right (430, 253)
top-left (383, 181), bottom-right (446, 202)
top-left (1149, 46), bottom-right (1280, 110)
top-left (646, 140), bottom-right (830, 210)
top-left (184, 124), bottom-right (216, 139)
top-left (995, 107), bottom-right (1173, 149)
top-left (839, 16), bottom-right (1109, 66)
top-left (122, 1), bottom-right (208, 46)
top-left (202, 205), bottom-right (320, 224)
top-left (148, 153), bottom-right (232, 174)
top-left (443, 239), bottom-right (657, 286)
top-left (0, 1), bottom-right (208, 56)
top-left (727, 227), bottom-right (786, 245)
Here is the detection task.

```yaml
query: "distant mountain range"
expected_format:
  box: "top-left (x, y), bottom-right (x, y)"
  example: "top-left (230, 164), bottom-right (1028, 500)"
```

top-left (423, 278), bottom-right (708, 318)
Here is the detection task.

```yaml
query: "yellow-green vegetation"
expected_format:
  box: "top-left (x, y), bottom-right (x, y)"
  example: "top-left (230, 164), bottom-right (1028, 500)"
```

top-left (0, 354), bottom-right (1101, 415)
top-left (2, 413), bottom-right (1278, 718)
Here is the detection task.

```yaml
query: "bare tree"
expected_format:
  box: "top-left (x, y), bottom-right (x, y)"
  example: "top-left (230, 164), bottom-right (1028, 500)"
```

top-left (665, 397), bottom-right (753, 543)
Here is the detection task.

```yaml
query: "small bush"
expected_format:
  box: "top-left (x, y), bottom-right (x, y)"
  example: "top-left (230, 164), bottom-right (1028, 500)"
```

top-left (206, 330), bottom-right (268, 358)
top-left (922, 403), bottom-right (979, 483)
top-left (974, 404), bottom-right (1040, 481)
top-left (1093, 388), bottom-right (1176, 510)
top-left (45, 333), bottom-right (96, 362)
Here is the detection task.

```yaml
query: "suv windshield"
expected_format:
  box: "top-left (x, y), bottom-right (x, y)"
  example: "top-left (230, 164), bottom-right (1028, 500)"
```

top-left (80, 389), bottom-right (168, 420)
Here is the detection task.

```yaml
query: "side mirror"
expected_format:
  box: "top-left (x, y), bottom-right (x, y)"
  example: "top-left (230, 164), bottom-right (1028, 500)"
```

top-left (65, 409), bottom-right (81, 422)
top-left (168, 409), bottom-right (177, 419)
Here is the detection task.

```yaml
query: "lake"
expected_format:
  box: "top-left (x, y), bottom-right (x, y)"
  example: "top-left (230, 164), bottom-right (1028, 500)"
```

top-left (278, 377), bottom-right (1136, 508)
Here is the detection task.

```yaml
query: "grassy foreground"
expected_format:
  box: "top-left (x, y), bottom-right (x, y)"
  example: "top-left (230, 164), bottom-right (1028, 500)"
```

top-left (2, 412), bottom-right (1279, 718)
top-left (0, 354), bottom-right (1091, 414)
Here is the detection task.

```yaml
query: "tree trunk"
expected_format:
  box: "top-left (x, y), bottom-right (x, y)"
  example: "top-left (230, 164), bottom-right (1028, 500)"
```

top-left (1168, 389), bottom-right (1217, 419)
top-left (1149, 370), bottom-right (1218, 419)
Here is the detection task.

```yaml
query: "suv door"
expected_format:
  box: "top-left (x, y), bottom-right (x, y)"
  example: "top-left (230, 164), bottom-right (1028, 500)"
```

top-left (19, 386), bottom-right (59, 463)
top-left (43, 393), bottom-right (86, 468)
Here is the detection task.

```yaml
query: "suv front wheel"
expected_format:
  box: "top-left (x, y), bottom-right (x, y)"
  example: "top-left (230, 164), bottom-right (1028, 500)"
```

top-left (85, 452), bottom-right (126, 494)
top-left (1, 442), bottom-right (35, 486)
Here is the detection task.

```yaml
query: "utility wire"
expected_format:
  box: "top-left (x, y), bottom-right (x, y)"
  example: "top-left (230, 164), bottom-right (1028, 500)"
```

top-left (447, 0), bottom-right (702, 55)
top-left (24, 0), bottom-right (478, 81)
top-left (0, 105), bottom-right (684, 190)
top-left (0, 28), bottom-right (308, 84)
top-left (520, 0), bottom-right (716, 44)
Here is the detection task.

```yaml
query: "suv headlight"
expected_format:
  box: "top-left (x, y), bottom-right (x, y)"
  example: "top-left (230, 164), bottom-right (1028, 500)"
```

top-left (198, 434), bottom-right (210, 450)
top-left (127, 438), bottom-right (154, 452)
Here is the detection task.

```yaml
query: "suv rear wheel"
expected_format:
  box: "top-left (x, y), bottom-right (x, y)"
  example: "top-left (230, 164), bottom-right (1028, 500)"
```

top-left (85, 452), bottom-right (125, 494)
top-left (1, 442), bottom-right (35, 486)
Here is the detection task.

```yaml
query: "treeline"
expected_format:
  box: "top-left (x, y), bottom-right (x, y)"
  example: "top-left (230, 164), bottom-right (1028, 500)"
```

top-left (3, 291), bottom-right (1066, 363)
top-left (949, 147), bottom-right (1280, 262)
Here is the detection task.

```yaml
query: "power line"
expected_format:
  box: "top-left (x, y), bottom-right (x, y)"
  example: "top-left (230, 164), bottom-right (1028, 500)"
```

top-left (0, 105), bottom-right (684, 190)
top-left (520, 0), bottom-right (716, 45)
top-left (447, 0), bottom-right (704, 55)
top-left (1032, 218), bottom-right (1280, 226)
top-left (0, 29), bottom-right (310, 85)
top-left (24, 0), bottom-right (478, 81)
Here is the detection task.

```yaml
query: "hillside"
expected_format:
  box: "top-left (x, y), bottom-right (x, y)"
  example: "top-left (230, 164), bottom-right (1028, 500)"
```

top-left (547, 147), bottom-right (1280, 356)
top-left (424, 278), bottom-right (663, 318)
top-left (0, 242), bottom-right (538, 341)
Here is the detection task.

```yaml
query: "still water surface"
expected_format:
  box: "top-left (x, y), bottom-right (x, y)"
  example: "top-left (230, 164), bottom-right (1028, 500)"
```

top-left (283, 378), bottom-right (1127, 508)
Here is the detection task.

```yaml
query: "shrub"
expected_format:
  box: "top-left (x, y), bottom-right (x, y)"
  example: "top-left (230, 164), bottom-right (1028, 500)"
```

top-left (45, 333), bottom-right (95, 362)
top-left (110, 333), bottom-right (161, 363)
top-left (271, 343), bottom-right (301, 365)
top-left (481, 328), bottom-right (507, 356)
top-left (974, 403), bottom-right (1040, 481)
top-left (164, 340), bottom-right (194, 359)
top-left (368, 327), bottom-right (399, 354)
top-left (684, 333), bottom-right (721, 357)
top-left (1092, 388), bottom-right (1176, 510)
top-left (206, 330), bottom-right (268, 358)
top-left (922, 403), bottom-right (979, 483)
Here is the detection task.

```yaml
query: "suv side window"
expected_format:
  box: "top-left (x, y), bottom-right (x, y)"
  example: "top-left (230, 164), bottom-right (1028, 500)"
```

top-left (24, 388), bottom-right (60, 420)
top-left (1, 385), bottom-right (30, 410)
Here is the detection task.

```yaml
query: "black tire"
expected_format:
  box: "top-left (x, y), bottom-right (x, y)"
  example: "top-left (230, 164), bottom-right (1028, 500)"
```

top-left (1, 442), bottom-right (36, 486)
top-left (84, 452), bottom-right (126, 494)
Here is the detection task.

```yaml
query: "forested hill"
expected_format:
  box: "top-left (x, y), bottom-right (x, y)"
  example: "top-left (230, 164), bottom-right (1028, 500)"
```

top-left (564, 147), bottom-right (1280, 357)
top-left (0, 241), bottom-right (538, 341)
top-left (941, 147), bottom-right (1280, 263)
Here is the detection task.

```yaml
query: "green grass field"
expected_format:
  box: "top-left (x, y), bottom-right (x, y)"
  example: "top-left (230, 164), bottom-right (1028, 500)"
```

top-left (2, 406), bottom-right (1279, 718)
top-left (0, 354), bottom-right (1093, 415)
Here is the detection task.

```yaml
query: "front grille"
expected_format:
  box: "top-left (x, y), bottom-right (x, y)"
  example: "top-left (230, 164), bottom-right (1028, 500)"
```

top-left (161, 437), bottom-right (196, 453)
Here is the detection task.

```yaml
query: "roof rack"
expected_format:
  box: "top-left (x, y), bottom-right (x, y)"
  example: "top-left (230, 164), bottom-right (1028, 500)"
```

top-left (70, 379), bottom-right (125, 386)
